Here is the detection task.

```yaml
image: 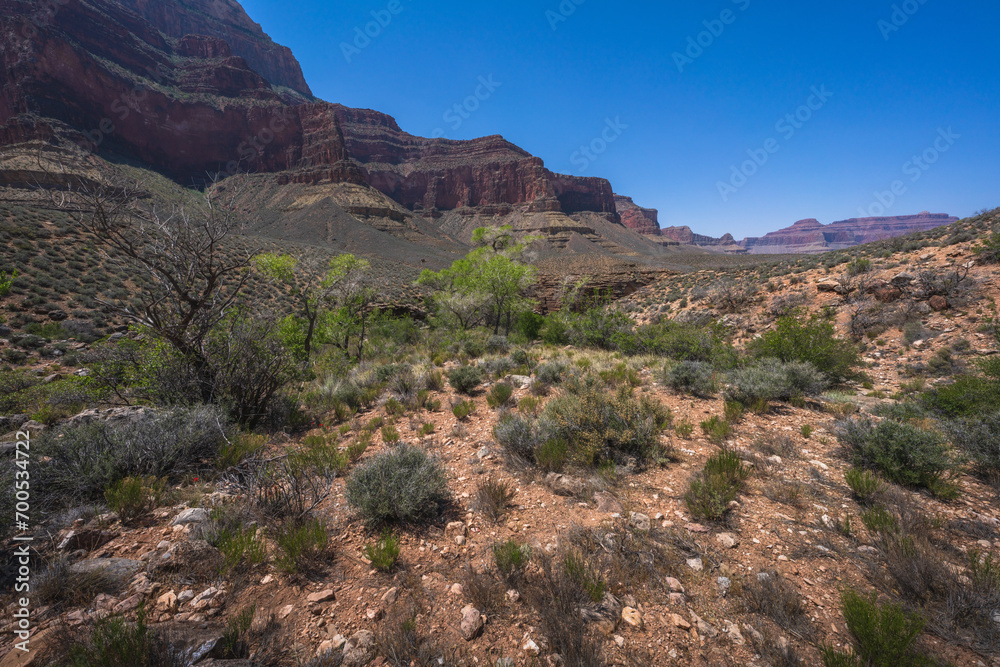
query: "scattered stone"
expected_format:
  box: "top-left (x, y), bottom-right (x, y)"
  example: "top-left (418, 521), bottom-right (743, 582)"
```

top-left (382, 587), bottom-right (399, 604)
top-left (545, 473), bottom-right (584, 497)
top-left (629, 512), bottom-right (651, 532)
top-left (621, 607), bottom-right (643, 629)
top-left (68, 558), bottom-right (143, 580)
top-left (446, 521), bottom-right (467, 541)
top-left (685, 523), bottom-right (709, 533)
top-left (460, 605), bottom-right (485, 640)
top-left (307, 590), bottom-right (335, 604)
top-left (809, 460), bottom-right (829, 471)
top-left (930, 295), bottom-right (950, 311)
top-left (594, 491), bottom-right (624, 513)
top-left (508, 375), bottom-right (532, 388)
top-left (666, 577), bottom-right (685, 594)
top-left (449, 583), bottom-right (464, 596)
top-left (279, 605), bottom-right (294, 619)
top-left (614, 634), bottom-right (625, 648)
top-left (691, 611), bottom-right (718, 638)
top-left (715, 532), bottom-right (738, 549)
top-left (670, 614), bottom-right (692, 630)
top-left (717, 577), bottom-right (731, 596)
top-left (171, 507), bottom-right (209, 525)
top-left (506, 589), bottom-right (520, 603)
top-left (156, 590), bottom-right (178, 613)
top-left (685, 558), bottom-right (703, 572)
top-left (523, 639), bottom-right (540, 655)
top-left (341, 630), bottom-right (376, 667)
top-left (725, 621), bottom-right (745, 646)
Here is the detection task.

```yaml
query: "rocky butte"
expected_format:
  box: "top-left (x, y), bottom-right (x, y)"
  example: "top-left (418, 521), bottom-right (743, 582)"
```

top-left (739, 212), bottom-right (960, 254)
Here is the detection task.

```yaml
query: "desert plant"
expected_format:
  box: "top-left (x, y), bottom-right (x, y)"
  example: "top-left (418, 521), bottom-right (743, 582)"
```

top-left (346, 445), bottom-right (449, 527)
top-left (685, 450), bottom-right (750, 520)
top-left (663, 360), bottom-right (716, 397)
top-left (724, 358), bottom-right (828, 411)
top-left (837, 417), bottom-right (954, 495)
top-left (103, 476), bottom-right (165, 525)
top-left (844, 468), bottom-right (887, 504)
top-left (700, 415), bottom-right (732, 444)
top-left (364, 530), bottom-right (401, 572)
top-left (452, 400), bottom-right (474, 421)
top-left (486, 382), bottom-right (515, 409)
top-left (820, 589), bottom-right (933, 667)
top-left (674, 420), bottom-right (694, 439)
top-left (493, 414), bottom-right (545, 461)
top-left (447, 365), bottom-right (483, 395)
top-left (945, 411), bottom-right (1000, 482)
top-left (493, 539), bottom-right (532, 584)
top-left (275, 518), bottom-right (328, 574)
top-left (750, 316), bottom-right (861, 383)
top-left (60, 607), bottom-right (162, 666)
top-left (563, 551), bottom-right (607, 603)
top-left (474, 477), bottom-right (516, 523)
top-left (534, 437), bottom-right (569, 473)
top-left (742, 571), bottom-right (812, 636)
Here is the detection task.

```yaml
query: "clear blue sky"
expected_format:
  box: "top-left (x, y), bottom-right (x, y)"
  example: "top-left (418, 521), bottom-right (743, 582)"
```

top-left (240, 0), bottom-right (998, 238)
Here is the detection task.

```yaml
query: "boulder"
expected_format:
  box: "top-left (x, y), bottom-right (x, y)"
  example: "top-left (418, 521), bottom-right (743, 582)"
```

top-left (545, 473), bottom-right (584, 497)
top-left (629, 512), bottom-right (651, 532)
top-left (460, 605), bottom-right (484, 640)
top-left (341, 630), bottom-right (375, 667)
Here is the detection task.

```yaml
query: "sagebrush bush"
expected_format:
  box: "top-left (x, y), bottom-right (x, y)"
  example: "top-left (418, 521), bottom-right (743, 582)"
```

top-left (837, 417), bottom-right (954, 495)
top-left (821, 589), bottom-right (933, 667)
top-left (346, 445), bottom-right (449, 527)
top-left (35, 406), bottom-right (227, 508)
top-left (493, 414), bottom-right (546, 461)
top-left (725, 358), bottom-right (828, 411)
top-left (275, 518), bottom-right (328, 574)
top-left (750, 316), bottom-right (861, 383)
top-left (486, 382), bottom-right (515, 409)
top-left (534, 361), bottom-right (567, 385)
top-left (945, 411), bottom-right (1000, 481)
top-left (485, 335), bottom-right (509, 354)
top-left (742, 571), bottom-right (812, 636)
top-left (364, 530), bottom-right (400, 572)
top-left (60, 608), bottom-right (164, 666)
top-left (685, 450), bottom-right (750, 520)
top-left (844, 468), bottom-right (887, 504)
top-left (447, 365), bottom-right (483, 395)
top-left (663, 360), bottom-right (716, 397)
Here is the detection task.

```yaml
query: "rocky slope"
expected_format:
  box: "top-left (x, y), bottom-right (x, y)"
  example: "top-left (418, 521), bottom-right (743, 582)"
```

top-left (740, 212), bottom-right (960, 254)
top-left (661, 226), bottom-right (746, 254)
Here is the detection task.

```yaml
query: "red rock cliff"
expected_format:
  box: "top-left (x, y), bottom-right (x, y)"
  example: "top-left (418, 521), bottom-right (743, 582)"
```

top-left (614, 195), bottom-right (661, 235)
top-left (740, 213), bottom-right (960, 253)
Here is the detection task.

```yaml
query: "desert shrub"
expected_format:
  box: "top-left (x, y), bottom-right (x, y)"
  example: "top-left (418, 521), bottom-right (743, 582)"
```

top-left (515, 311), bottom-right (546, 340)
top-left (674, 420), bottom-right (694, 439)
top-left (35, 406), bottom-right (227, 508)
top-left (485, 335), bottom-right (509, 354)
top-left (35, 556), bottom-right (122, 608)
top-left (837, 417), bottom-right (954, 495)
top-left (725, 358), bottom-right (828, 411)
top-left (750, 316), bottom-right (861, 383)
top-left (486, 382), bottom-right (515, 409)
top-left (699, 415), bottom-right (732, 444)
top-left (920, 374), bottom-right (998, 419)
top-left (754, 432), bottom-right (798, 458)
top-left (685, 450), bottom-right (750, 520)
top-left (663, 360), bottom-right (716, 397)
top-left (473, 477), bottom-right (515, 523)
top-left (629, 320), bottom-right (737, 367)
top-left (104, 476), bottom-right (165, 525)
top-left (820, 589), bottom-right (933, 667)
top-left (493, 539), bottom-right (532, 584)
top-left (275, 518), bottom-right (328, 573)
top-left (346, 445), bottom-right (449, 527)
top-left (535, 361), bottom-right (567, 385)
top-left (523, 558), bottom-right (605, 667)
top-left (563, 551), bottom-right (607, 603)
top-left (723, 400), bottom-right (746, 423)
top-left (534, 437), bottom-right (569, 472)
top-left (59, 608), bottom-right (165, 666)
top-left (451, 400), bottom-right (474, 421)
top-left (447, 365), bottom-right (482, 395)
top-left (209, 521), bottom-right (267, 573)
top-left (492, 414), bottom-right (546, 461)
top-left (364, 530), bottom-right (400, 572)
top-left (846, 258), bottom-right (873, 276)
top-left (742, 571), bottom-right (812, 636)
top-left (542, 386), bottom-right (667, 466)
top-left (945, 411), bottom-right (1000, 481)
top-left (844, 468), bottom-right (887, 504)
top-left (975, 230), bottom-right (1000, 264)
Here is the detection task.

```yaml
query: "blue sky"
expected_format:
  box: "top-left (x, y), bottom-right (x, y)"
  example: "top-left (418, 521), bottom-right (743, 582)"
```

top-left (240, 0), bottom-right (999, 238)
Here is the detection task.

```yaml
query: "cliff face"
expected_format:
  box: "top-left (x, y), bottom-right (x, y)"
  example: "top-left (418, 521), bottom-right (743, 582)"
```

top-left (0, 0), bottom-right (616, 222)
top-left (614, 195), bottom-right (661, 235)
top-left (740, 213), bottom-right (960, 254)
top-left (113, 0), bottom-right (313, 97)
top-left (660, 226), bottom-right (746, 254)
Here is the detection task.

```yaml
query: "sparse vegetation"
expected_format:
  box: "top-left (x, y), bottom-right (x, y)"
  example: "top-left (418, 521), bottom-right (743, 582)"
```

top-left (346, 445), bottom-right (449, 527)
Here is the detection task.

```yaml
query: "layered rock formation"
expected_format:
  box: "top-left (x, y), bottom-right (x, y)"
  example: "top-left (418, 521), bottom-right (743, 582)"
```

top-left (660, 226), bottom-right (746, 254)
top-left (740, 213), bottom-right (959, 254)
top-left (0, 0), bottom-right (618, 228)
top-left (114, 0), bottom-right (313, 97)
top-left (614, 195), bottom-right (661, 236)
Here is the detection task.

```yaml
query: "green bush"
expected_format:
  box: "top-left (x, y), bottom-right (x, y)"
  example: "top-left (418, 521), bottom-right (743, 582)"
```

top-left (629, 320), bottom-right (737, 367)
top-left (210, 524), bottom-right (267, 573)
top-left (725, 358), bottom-right (828, 411)
top-left (346, 445), bottom-right (449, 527)
top-left (493, 539), bottom-right (531, 583)
top-left (61, 607), bottom-right (160, 666)
top-left (821, 589), bottom-right (933, 667)
top-left (945, 411), bottom-right (1000, 481)
top-left (535, 361), bottom-right (567, 385)
top-left (663, 360), bottom-right (716, 397)
top-left (35, 406), bottom-right (227, 508)
top-left (485, 335), bottom-right (509, 354)
top-left (750, 316), bottom-right (861, 384)
top-left (685, 450), bottom-right (750, 521)
top-left (563, 551), bottom-right (607, 603)
top-left (103, 476), bottom-right (164, 526)
top-left (493, 414), bottom-right (546, 461)
top-left (534, 437), bottom-right (569, 473)
top-left (448, 365), bottom-right (483, 395)
top-left (846, 258), bottom-right (873, 277)
top-left (837, 417), bottom-right (954, 495)
top-left (975, 230), bottom-right (1000, 264)
top-left (452, 399), bottom-right (474, 421)
top-left (920, 374), bottom-right (998, 418)
top-left (275, 518), bottom-right (328, 573)
top-left (700, 415), bottom-right (732, 444)
top-left (486, 382), bottom-right (515, 409)
top-left (364, 530), bottom-right (401, 572)
top-left (844, 468), bottom-right (887, 504)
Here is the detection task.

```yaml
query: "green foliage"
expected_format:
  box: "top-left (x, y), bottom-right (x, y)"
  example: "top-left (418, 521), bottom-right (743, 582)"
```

top-left (700, 415), bottom-right (732, 444)
top-left (945, 411), bottom-right (1000, 481)
top-left (846, 257), bottom-right (873, 276)
top-left (211, 524), bottom-right (267, 573)
top-left (725, 358), bottom-right (828, 411)
top-left (535, 361), bottom-right (568, 385)
top-left (275, 518), bottom-right (328, 573)
top-left (838, 417), bottom-right (954, 496)
top-left (860, 507), bottom-right (898, 535)
top-left (364, 530), bottom-right (401, 572)
top-left (448, 365), bottom-right (483, 395)
top-left (103, 476), bottom-right (164, 525)
top-left (801, 424), bottom-right (814, 439)
top-left (663, 360), bottom-right (716, 397)
top-left (563, 551), bottom-right (607, 603)
top-left (61, 607), bottom-right (158, 666)
top-left (452, 400), bottom-right (475, 421)
top-left (844, 468), bottom-right (887, 504)
top-left (515, 311), bottom-right (546, 340)
top-left (821, 589), bottom-right (933, 667)
top-left (381, 424), bottom-right (401, 444)
top-left (0, 268), bottom-right (17, 297)
top-left (920, 373), bottom-right (999, 418)
top-left (750, 316), bottom-right (861, 383)
top-left (685, 450), bottom-right (750, 521)
top-left (217, 432), bottom-right (266, 469)
top-left (534, 437), bottom-right (569, 473)
top-left (346, 445), bottom-right (449, 527)
top-left (674, 420), bottom-right (694, 439)
top-left (219, 605), bottom-right (255, 659)
top-left (486, 382), bottom-right (515, 409)
top-left (975, 229), bottom-right (1000, 264)
top-left (493, 539), bottom-right (531, 581)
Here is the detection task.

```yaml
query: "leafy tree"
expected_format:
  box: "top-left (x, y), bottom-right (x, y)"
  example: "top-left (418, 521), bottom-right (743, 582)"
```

top-left (0, 268), bottom-right (17, 297)
top-left (417, 226), bottom-right (537, 335)
top-left (750, 315), bottom-right (861, 384)
top-left (256, 252), bottom-right (372, 357)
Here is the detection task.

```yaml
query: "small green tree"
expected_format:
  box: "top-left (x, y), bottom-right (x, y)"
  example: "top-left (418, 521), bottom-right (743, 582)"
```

top-left (256, 252), bottom-right (372, 357)
top-left (0, 269), bottom-right (17, 297)
top-left (975, 229), bottom-right (1000, 264)
top-left (417, 226), bottom-right (537, 335)
top-left (750, 315), bottom-right (861, 384)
